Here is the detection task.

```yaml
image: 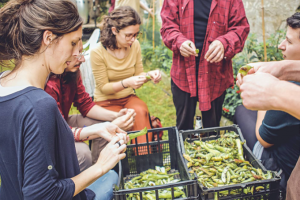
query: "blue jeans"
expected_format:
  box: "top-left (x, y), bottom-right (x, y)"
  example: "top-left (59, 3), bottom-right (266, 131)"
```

top-left (87, 170), bottom-right (119, 200)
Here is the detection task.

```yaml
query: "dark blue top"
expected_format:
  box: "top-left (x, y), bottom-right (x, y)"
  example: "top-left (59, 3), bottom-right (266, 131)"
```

top-left (0, 87), bottom-right (94, 199)
top-left (259, 81), bottom-right (300, 177)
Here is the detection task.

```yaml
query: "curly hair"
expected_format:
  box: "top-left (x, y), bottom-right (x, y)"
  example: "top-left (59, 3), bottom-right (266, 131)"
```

top-left (287, 12), bottom-right (300, 30)
top-left (100, 6), bottom-right (141, 50)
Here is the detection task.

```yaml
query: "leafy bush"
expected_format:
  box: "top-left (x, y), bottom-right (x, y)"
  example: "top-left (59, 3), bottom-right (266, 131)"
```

top-left (141, 41), bottom-right (173, 73)
top-left (222, 30), bottom-right (285, 120)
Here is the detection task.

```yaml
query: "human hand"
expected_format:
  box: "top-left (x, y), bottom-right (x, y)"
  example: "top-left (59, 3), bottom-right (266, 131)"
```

top-left (89, 122), bottom-right (127, 142)
top-left (116, 108), bottom-right (128, 118)
top-left (239, 72), bottom-right (281, 111)
top-left (112, 109), bottom-right (136, 131)
top-left (147, 69), bottom-right (161, 84)
top-left (204, 40), bottom-right (224, 63)
top-left (96, 136), bottom-right (127, 174)
top-left (180, 40), bottom-right (198, 57)
top-left (247, 61), bottom-right (284, 78)
top-left (236, 62), bottom-right (284, 87)
top-left (125, 76), bottom-right (147, 89)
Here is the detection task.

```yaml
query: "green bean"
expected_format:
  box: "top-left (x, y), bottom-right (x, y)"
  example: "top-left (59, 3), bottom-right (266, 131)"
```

top-left (129, 127), bottom-right (148, 140)
top-left (183, 131), bottom-right (274, 197)
top-left (235, 139), bottom-right (244, 161)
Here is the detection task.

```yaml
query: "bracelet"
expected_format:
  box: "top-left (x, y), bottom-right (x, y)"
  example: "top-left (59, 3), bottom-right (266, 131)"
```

top-left (121, 80), bottom-right (128, 88)
top-left (76, 128), bottom-right (83, 141)
top-left (73, 128), bottom-right (79, 140)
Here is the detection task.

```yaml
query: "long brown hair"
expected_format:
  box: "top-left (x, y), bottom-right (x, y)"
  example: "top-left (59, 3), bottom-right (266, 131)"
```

top-left (0, 0), bottom-right (83, 74)
top-left (100, 6), bottom-right (141, 50)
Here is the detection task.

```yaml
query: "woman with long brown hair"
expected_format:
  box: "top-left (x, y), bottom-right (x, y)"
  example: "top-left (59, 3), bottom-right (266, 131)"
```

top-left (0, 0), bottom-right (128, 199)
top-left (91, 6), bottom-right (161, 155)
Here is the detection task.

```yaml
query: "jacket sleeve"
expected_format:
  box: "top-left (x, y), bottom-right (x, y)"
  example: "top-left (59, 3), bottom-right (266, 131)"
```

top-left (216, 0), bottom-right (250, 60)
top-left (160, 0), bottom-right (188, 53)
top-left (73, 73), bottom-right (95, 117)
top-left (22, 97), bottom-right (76, 199)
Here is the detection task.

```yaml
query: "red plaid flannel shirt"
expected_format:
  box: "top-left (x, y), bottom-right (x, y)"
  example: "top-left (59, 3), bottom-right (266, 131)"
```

top-left (45, 70), bottom-right (95, 122)
top-left (160, 0), bottom-right (249, 111)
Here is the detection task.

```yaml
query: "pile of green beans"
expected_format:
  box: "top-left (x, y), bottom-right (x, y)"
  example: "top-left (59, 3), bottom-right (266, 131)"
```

top-left (124, 167), bottom-right (186, 200)
top-left (183, 132), bottom-right (273, 198)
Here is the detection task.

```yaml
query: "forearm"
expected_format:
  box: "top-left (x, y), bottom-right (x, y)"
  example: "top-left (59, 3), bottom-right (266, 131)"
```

top-left (72, 127), bottom-right (99, 141)
top-left (71, 164), bottom-right (103, 196)
top-left (111, 79), bottom-right (129, 93)
top-left (273, 80), bottom-right (300, 120)
top-left (160, 1), bottom-right (187, 52)
top-left (86, 105), bottom-right (118, 121)
top-left (280, 60), bottom-right (300, 81)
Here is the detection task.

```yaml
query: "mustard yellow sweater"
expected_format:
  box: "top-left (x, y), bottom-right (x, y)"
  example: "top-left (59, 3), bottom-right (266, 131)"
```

top-left (90, 40), bottom-right (144, 101)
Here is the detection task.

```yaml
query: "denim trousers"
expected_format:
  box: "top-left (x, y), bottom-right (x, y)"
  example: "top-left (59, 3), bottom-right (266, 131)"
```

top-left (87, 170), bottom-right (119, 200)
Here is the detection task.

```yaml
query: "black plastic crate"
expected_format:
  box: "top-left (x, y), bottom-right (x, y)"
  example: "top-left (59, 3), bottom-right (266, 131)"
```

top-left (113, 127), bottom-right (198, 200)
top-left (178, 125), bottom-right (281, 200)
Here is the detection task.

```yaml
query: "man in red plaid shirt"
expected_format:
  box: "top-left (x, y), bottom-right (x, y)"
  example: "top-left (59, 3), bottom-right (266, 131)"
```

top-left (160, 0), bottom-right (250, 130)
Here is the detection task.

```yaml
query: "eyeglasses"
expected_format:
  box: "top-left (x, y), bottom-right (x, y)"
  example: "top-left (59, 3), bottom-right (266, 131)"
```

top-left (124, 32), bottom-right (142, 40)
top-left (75, 50), bottom-right (86, 60)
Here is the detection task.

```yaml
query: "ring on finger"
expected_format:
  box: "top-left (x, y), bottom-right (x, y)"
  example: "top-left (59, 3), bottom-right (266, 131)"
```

top-left (116, 141), bottom-right (121, 147)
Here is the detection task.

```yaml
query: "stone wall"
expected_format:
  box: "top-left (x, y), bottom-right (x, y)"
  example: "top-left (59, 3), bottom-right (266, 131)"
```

top-left (243, 0), bottom-right (300, 39)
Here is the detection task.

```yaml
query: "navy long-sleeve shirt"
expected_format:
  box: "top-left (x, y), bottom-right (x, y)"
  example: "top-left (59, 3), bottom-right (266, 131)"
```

top-left (0, 87), bottom-right (94, 199)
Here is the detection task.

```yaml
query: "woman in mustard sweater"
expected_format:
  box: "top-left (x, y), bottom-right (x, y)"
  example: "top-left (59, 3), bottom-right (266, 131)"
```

top-left (90, 6), bottom-right (161, 150)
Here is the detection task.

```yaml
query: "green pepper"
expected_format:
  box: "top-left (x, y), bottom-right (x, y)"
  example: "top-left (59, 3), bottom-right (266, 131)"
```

top-left (129, 127), bottom-right (148, 140)
top-left (238, 65), bottom-right (253, 76)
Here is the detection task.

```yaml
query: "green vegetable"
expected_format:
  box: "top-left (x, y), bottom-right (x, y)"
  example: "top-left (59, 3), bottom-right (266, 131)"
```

top-left (188, 42), bottom-right (199, 54)
top-left (183, 131), bottom-right (274, 198)
top-left (236, 139), bottom-right (244, 161)
top-left (129, 127), bottom-right (147, 140)
top-left (238, 65), bottom-right (253, 76)
top-left (146, 75), bottom-right (151, 80)
top-left (124, 167), bottom-right (185, 200)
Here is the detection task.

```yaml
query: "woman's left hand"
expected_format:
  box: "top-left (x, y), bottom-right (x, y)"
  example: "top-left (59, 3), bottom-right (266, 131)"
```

top-left (90, 122), bottom-right (129, 142)
top-left (147, 69), bottom-right (162, 84)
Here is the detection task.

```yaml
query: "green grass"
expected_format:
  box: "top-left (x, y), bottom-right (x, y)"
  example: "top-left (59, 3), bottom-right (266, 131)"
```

top-left (135, 71), bottom-right (176, 128)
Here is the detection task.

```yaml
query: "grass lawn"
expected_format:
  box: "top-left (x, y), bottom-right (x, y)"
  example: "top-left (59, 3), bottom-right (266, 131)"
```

top-left (136, 70), bottom-right (176, 127)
